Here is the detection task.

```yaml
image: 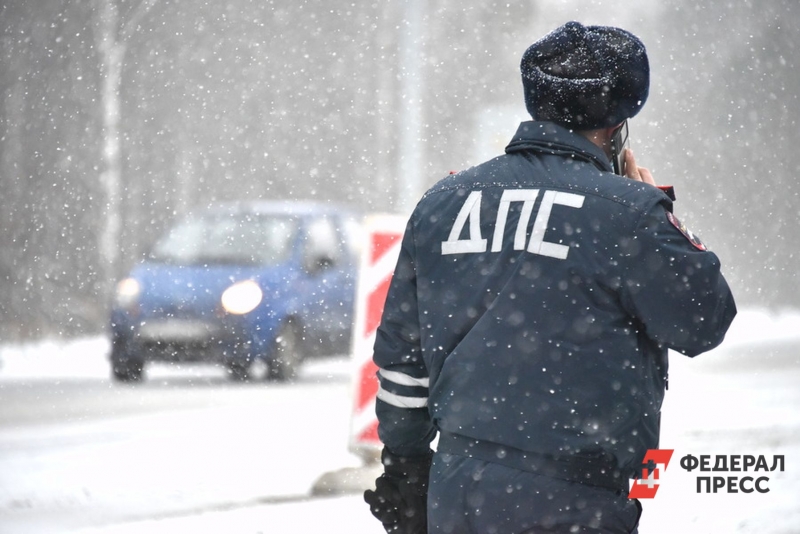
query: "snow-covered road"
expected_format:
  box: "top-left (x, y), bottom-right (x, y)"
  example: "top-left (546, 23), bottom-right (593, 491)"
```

top-left (1, 308), bottom-right (799, 533)
top-left (0, 345), bottom-right (375, 533)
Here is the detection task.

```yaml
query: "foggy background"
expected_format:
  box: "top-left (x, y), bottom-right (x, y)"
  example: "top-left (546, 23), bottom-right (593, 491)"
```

top-left (1, 0), bottom-right (797, 342)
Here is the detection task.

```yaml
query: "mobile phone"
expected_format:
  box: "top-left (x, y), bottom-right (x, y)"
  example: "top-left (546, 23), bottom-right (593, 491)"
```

top-left (610, 120), bottom-right (629, 176)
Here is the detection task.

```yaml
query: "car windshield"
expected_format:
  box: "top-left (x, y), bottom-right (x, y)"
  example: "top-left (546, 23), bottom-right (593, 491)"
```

top-left (148, 213), bottom-right (298, 266)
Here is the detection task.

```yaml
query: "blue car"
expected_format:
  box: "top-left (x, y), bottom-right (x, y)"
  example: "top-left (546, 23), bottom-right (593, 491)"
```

top-left (109, 201), bottom-right (362, 382)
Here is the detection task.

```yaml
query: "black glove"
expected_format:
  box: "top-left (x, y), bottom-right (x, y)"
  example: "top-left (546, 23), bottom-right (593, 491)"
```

top-left (364, 447), bottom-right (433, 534)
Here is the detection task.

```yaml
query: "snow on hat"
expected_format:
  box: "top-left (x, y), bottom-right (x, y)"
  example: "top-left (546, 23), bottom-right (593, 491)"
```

top-left (520, 21), bottom-right (649, 129)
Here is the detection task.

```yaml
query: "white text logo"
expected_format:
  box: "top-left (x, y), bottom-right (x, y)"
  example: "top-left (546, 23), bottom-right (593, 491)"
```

top-left (442, 189), bottom-right (584, 259)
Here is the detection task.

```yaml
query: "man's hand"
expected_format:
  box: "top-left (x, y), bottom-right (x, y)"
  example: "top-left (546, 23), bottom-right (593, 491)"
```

top-left (623, 148), bottom-right (656, 186)
top-left (364, 448), bottom-right (433, 534)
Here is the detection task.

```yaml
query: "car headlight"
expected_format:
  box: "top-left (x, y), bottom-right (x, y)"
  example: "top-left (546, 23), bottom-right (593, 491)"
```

top-left (114, 278), bottom-right (140, 309)
top-left (221, 280), bottom-right (263, 315)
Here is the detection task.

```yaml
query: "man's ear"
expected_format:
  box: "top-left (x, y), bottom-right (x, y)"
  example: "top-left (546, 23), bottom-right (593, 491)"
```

top-left (594, 125), bottom-right (619, 156)
top-left (605, 123), bottom-right (624, 142)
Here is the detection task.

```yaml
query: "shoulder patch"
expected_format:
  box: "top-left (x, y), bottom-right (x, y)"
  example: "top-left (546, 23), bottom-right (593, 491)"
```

top-left (666, 212), bottom-right (706, 251)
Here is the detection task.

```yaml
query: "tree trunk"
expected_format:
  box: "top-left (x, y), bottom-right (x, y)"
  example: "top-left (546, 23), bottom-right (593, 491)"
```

top-left (93, 0), bottom-right (125, 298)
top-left (92, 0), bottom-right (158, 298)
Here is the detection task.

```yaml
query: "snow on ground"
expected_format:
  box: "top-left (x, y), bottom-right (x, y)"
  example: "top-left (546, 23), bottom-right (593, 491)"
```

top-left (1, 307), bottom-right (799, 533)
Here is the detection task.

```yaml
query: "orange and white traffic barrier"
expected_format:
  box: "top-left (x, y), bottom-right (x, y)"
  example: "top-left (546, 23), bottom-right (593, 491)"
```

top-left (348, 214), bottom-right (406, 460)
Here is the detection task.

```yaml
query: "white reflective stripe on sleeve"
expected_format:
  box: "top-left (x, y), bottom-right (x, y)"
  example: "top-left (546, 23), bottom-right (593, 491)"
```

top-left (378, 368), bottom-right (430, 388)
top-left (377, 385), bottom-right (429, 408)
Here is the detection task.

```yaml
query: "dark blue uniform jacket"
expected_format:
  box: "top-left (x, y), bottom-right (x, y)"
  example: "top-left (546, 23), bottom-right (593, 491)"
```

top-left (373, 121), bottom-right (737, 478)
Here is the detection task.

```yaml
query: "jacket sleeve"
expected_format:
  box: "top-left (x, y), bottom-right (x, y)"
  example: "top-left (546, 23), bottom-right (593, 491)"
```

top-left (619, 200), bottom-right (737, 357)
top-left (372, 219), bottom-right (437, 456)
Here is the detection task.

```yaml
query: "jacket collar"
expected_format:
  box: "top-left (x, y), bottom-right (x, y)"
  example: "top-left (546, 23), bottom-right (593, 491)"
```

top-left (505, 121), bottom-right (613, 173)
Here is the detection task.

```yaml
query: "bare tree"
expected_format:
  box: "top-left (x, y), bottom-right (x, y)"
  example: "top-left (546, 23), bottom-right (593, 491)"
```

top-left (91, 0), bottom-right (158, 296)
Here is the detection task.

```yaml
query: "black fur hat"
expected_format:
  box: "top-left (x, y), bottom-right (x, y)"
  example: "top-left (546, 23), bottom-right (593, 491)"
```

top-left (521, 21), bottom-right (649, 129)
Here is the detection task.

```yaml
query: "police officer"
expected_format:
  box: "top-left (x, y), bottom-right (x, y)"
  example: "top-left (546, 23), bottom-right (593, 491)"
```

top-left (364, 21), bottom-right (736, 534)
